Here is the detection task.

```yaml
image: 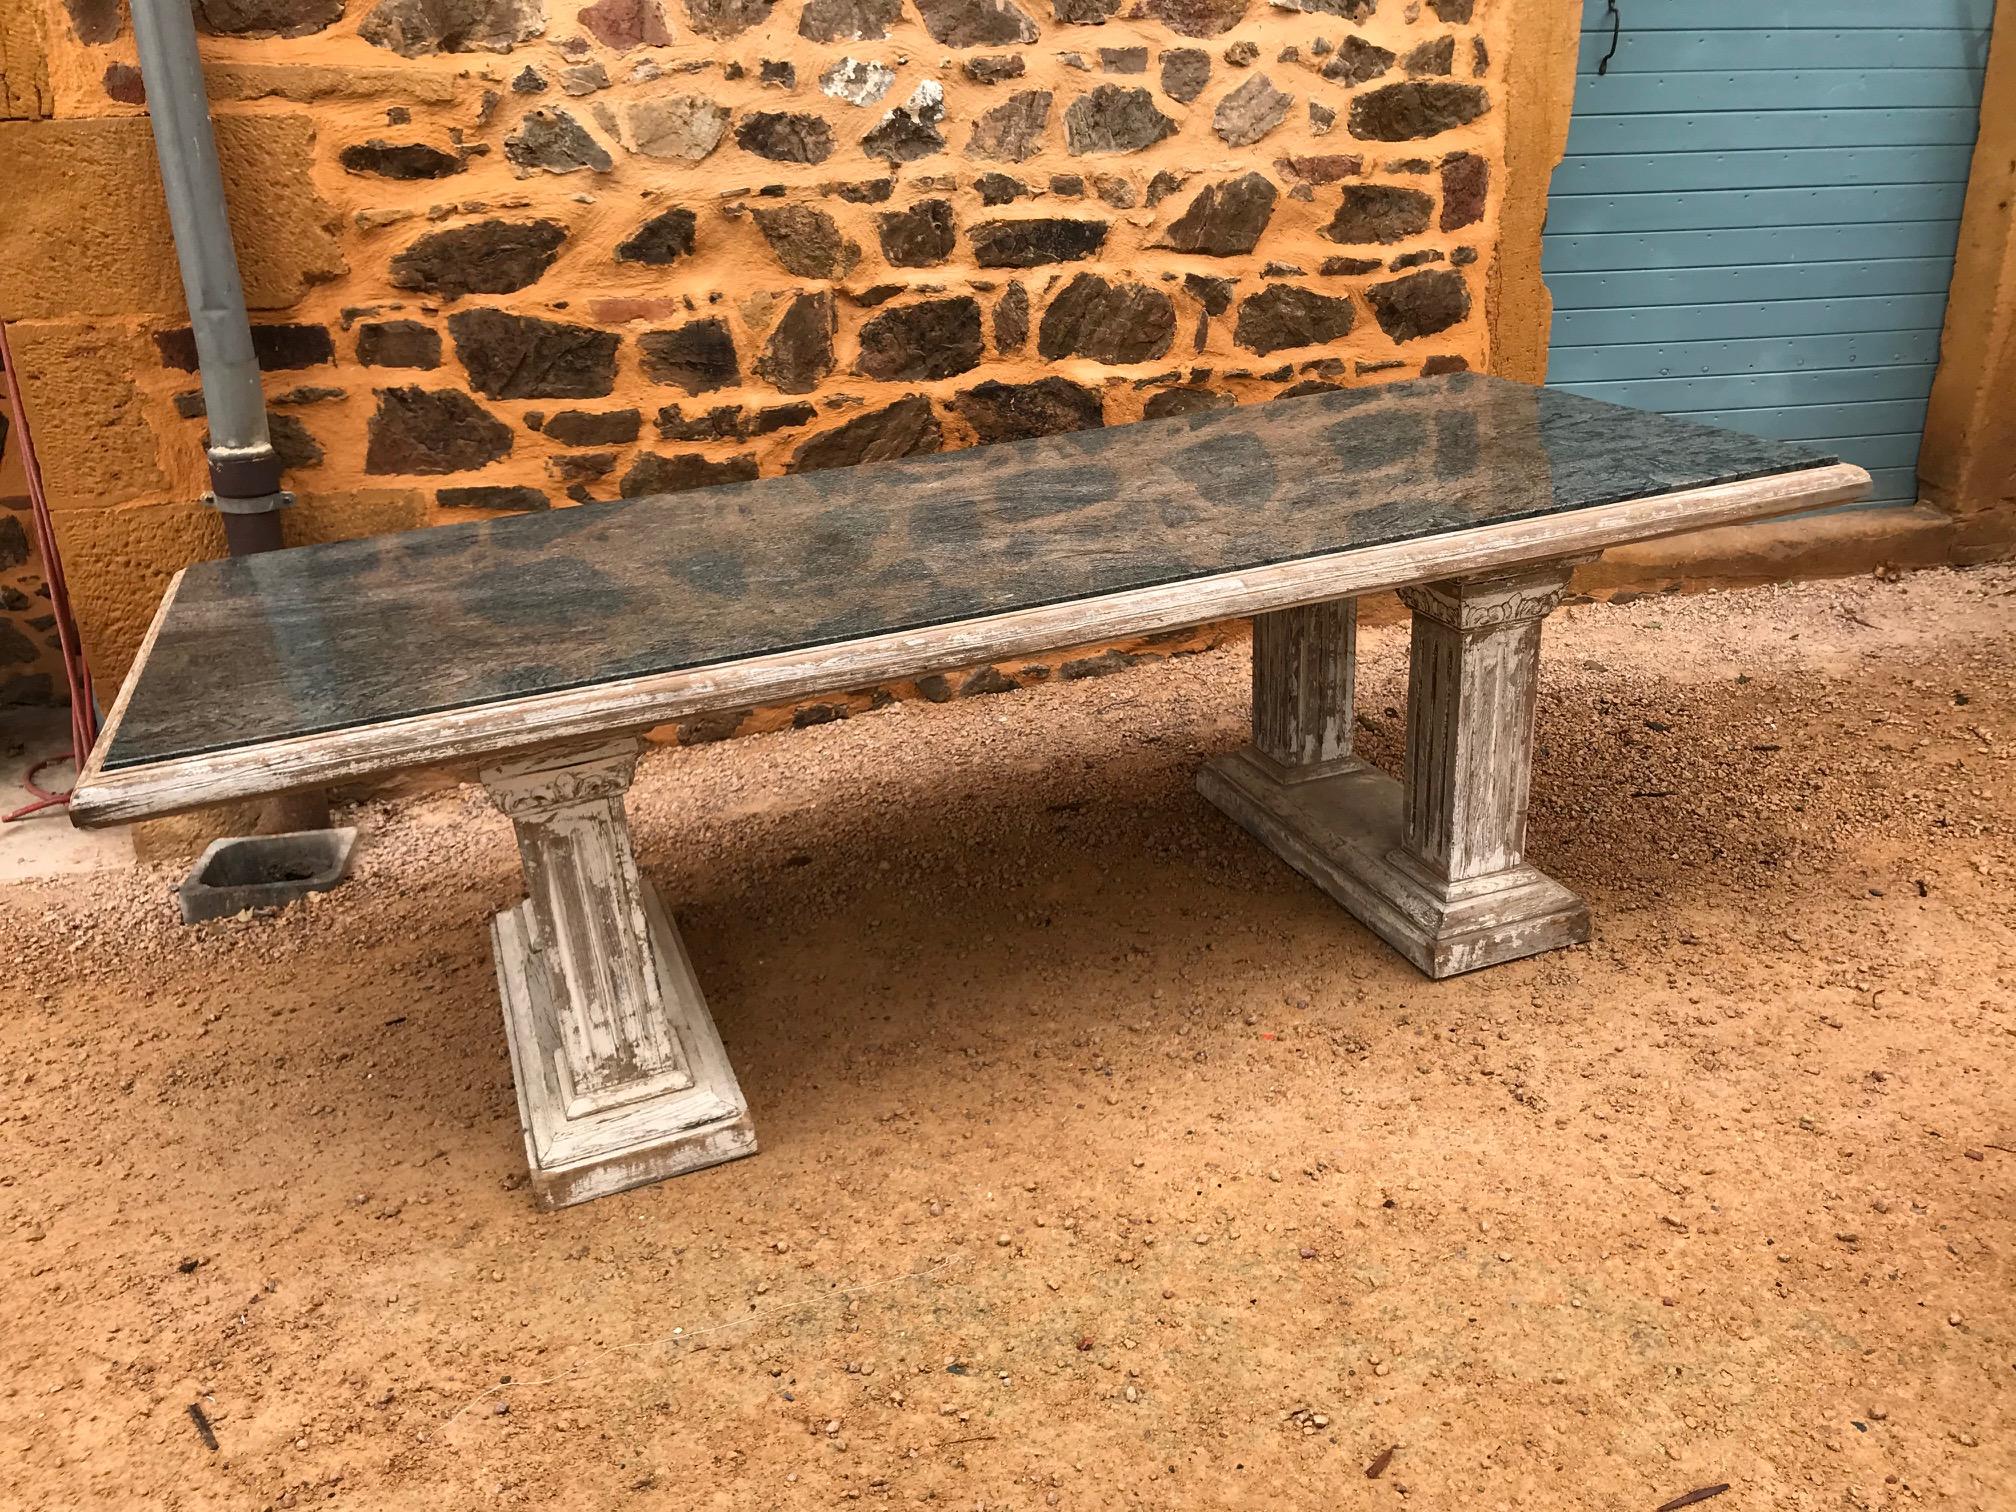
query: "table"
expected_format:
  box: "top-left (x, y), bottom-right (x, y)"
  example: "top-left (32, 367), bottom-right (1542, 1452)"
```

top-left (72, 374), bottom-right (1867, 1205)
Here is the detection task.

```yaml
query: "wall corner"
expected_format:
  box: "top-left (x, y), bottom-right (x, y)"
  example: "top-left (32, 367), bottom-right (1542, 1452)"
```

top-left (1919, 7), bottom-right (2016, 528)
top-left (1487, 0), bottom-right (1579, 385)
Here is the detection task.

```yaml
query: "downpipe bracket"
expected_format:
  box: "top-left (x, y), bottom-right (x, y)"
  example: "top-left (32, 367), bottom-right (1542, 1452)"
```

top-left (203, 490), bottom-right (295, 516)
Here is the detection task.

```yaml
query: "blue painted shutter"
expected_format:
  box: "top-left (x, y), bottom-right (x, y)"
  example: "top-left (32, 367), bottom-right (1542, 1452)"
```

top-left (1543, 0), bottom-right (1997, 507)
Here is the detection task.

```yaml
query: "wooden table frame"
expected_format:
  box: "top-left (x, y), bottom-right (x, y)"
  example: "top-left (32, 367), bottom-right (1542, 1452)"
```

top-left (71, 460), bottom-right (1868, 1206)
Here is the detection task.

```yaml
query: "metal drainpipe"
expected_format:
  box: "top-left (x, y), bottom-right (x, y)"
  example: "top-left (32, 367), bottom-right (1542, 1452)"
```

top-left (128, 0), bottom-right (290, 556)
top-left (129, 0), bottom-right (330, 830)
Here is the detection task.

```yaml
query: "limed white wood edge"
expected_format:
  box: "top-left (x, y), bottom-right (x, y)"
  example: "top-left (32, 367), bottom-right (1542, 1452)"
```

top-left (70, 461), bottom-right (1869, 827)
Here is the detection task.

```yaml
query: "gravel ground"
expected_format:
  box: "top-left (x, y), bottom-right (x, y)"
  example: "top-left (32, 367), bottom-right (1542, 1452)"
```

top-left (1, 564), bottom-right (2012, 1512)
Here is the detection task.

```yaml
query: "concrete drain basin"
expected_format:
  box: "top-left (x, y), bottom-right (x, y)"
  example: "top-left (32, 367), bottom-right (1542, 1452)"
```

top-left (178, 827), bottom-right (359, 924)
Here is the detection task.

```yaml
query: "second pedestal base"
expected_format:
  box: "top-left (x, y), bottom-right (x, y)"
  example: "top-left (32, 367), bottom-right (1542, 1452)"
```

top-left (492, 883), bottom-right (757, 1209)
top-left (1199, 748), bottom-right (1589, 979)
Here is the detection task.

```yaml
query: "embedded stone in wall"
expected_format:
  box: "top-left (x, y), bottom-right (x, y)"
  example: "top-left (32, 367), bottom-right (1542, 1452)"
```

top-left (1322, 35), bottom-right (1394, 84)
top-left (1404, 36), bottom-right (1454, 76)
top-left (545, 408), bottom-right (642, 444)
top-left (621, 98), bottom-right (725, 163)
top-left (656, 404), bottom-right (738, 440)
top-left (1143, 385), bottom-right (1233, 419)
top-left (1159, 48), bottom-right (1210, 103)
top-left (1429, 0), bottom-right (1473, 18)
top-left (914, 0), bottom-right (1039, 46)
top-left (965, 55), bottom-right (1027, 84)
top-left (1183, 270), bottom-right (1233, 314)
top-left (1440, 151), bottom-right (1487, 231)
top-left (1065, 86), bottom-right (1176, 155)
top-left (829, 177), bottom-right (897, 202)
top-left (450, 310), bottom-right (620, 399)
top-left (0, 621), bottom-right (38, 668)
top-left (879, 200), bottom-right (957, 267)
top-left (194, 0), bottom-right (346, 37)
top-left (683, 0), bottom-right (773, 36)
top-left (389, 219), bottom-right (568, 297)
top-left (1140, 0), bottom-right (1248, 38)
top-left (365, 387), bottom-right (513, 474)
top-left (1366, 267), bottom-right (1469, 340)
top-left (1323, 183), bottom-right (1432, 244)
top-left (993, 282), bottom-right (1029, 351)
top-left (439, 484), bottom-right (550, 511)
top-left (1267, 0), bottom-right (1372, 17)
top-left (1154, 172), bottom-right (1276, 256)
top-left (615, 206), bottom-right (698, 263)
top-left (821, 58), bottom-right (897, 106)
top-left (358, 0), bottom-right (545, 57)
top-left (1094, 175), bottom-right (1136, 209)
top-left (1055, 0), bottom-right (1121, 21)
top-left (578, 0), bottom-right (673, 47)
top-left (856, 298), bottom-right (984, 381)
top-left (638, 319), bottom-right (740, 393)
top-left (799, 0), bottom-right (900, 40)
top-left (550, 452), bottom-right (617, 484)
top-left (862, 83), bottom-right (947, 164)
top-left (756, 291), bottom-right (838, 393)
top-left (1349, 83), bottom-right (1489, 141)
top-left (339, 140), bottom-right (465, 179)
top-left (101, 63), bottom-right (146, 103)
top-left (560, 61), bottom-right (613, 94)
top-left (1234, 283), bottom-right (1356, 354)
top-left (245, 413), bottom-right (324, 471)
top-left (1037, 274), bottom-right (1175, 363)
top-left (155, 323), bottom-right (334, 372)
top-left (61, 0), bottom-right (123, 43)
top-left (969, 216), bottom-right (1108, 267)
top-left (752, 205), bottom-right (861, 277)
top-left (788, 395), bottom-right (943, 472)
top-left (967, 90), bottom-right (1052, 162)
top-left (621, 451), bottom-right (760, 495)
top-left (738, 111), bottom-right (836, 164)
top-left (951, 377), bottom-right (1103, 442)
top-left (1278, 152), bottom-right (1364, 184)
top-left (506, 108), bottom-right (614, 173)
top-left (1213, 74), bottom-right (1291, 148)
top-left (356, 320), bottom-right (443, 369)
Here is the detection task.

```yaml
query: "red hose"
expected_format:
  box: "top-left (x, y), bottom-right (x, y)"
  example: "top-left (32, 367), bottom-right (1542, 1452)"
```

top-left (1, 322), bottom-right (98, 821)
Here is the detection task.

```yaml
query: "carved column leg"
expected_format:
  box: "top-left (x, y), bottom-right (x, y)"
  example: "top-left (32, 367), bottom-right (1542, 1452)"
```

top-left (483, 738), bottom-right (754, 1208)
top-left (1385, 566), bottom-right (1590, 972)
top-left (1251, 600), bottom-right (1364, 781)
top-left (1198, 568), bottom-right (1589, 979)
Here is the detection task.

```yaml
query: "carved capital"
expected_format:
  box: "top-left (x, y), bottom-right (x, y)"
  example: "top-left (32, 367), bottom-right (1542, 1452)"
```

top-left (1398, 563), bottom-right (1576, 632)
top-left (482, 739), bottom-right (642, 820)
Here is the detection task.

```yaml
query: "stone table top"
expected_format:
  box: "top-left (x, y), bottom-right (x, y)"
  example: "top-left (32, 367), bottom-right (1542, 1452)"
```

top-left (101, 373), bottom-right (1837, 773)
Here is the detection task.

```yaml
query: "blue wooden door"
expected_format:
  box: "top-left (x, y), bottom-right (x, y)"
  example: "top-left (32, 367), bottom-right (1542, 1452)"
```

top-left (1543, 0), bottom-right (1997, 507)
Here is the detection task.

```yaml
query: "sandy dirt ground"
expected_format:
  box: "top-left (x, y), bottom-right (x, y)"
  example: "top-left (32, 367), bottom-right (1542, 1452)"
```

top-left (1, 565), bottom-right (2012, 1512)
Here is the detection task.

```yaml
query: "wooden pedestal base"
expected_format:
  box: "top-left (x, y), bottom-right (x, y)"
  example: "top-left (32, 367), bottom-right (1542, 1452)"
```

top-left (483, 738), bottom-right (755, 1209)
top-left (493, 882), bottom-right (755, 1209)
top-left (1198, 749), bottom-right (1588, 978)
top-left (1214, 565), bottom-right (1592, 979)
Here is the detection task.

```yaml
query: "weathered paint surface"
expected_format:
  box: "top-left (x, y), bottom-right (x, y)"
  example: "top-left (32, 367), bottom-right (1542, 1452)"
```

top-left (1543, 1), bottom-right (1998, 508)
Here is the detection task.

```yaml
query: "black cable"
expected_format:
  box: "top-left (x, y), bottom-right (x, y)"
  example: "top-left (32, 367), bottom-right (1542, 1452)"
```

top-left (1598, 1), bottom-right (1621, 76)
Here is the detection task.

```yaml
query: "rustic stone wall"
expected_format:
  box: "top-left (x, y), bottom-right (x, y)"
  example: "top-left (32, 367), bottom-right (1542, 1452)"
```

top-left (2, 0), bottom-right (1516, 723)
top-left (0, 384), bottom-right (70, 705)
